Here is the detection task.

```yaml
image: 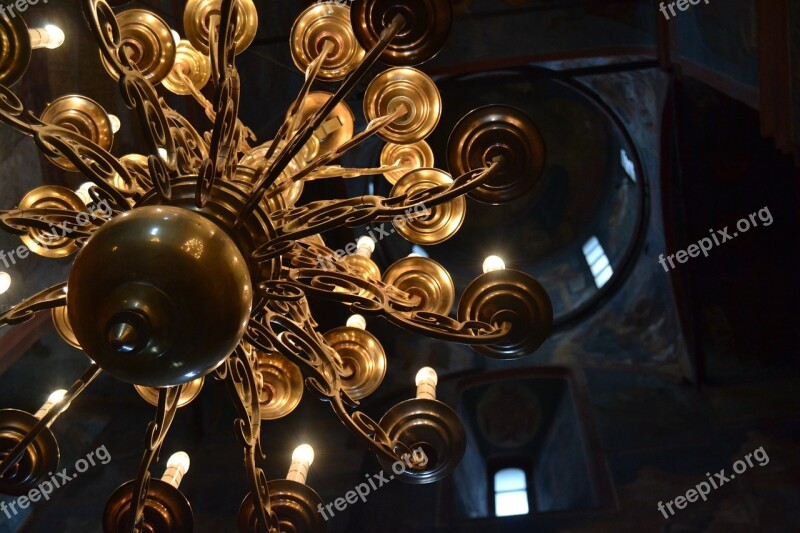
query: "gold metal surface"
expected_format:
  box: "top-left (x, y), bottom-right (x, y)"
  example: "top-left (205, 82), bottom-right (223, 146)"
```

top-left (104, 479), bottom-right (193, 532)
top-left (0, 409), bottom-right (60, 496)
top-left (324, 327), bottom-right (386, 400)
top-left (0, 13), bottom-right (31, 86)
top-left (134, 377), bottom-right (205, 409)
top-left (458, 269), bottom-right (553, 358)
top-left (67, 206), bottom-right (253, 387)
top-left (51, 305), bottom-right (81, 349)
top-left (343, 253), bottom-right (381, 290)
top-left (184, 0), bottom-right (258, 55)
top-left (290, 3), bottom-right (365, 81)
top-left (235, 140), bottom-right (306, 208)
top-left (364, 67), bottom-right (441, 144)
top-left (382, 256), bottom-right (455, 315)
top-left (380, 140), bottom-right (434, 184)
top-left (163, 40), bottom-right (211, 95)
top-left (40, 95), bottom-right (114, 171)
top-left (389, 169), bottom-right (465, 244)
top-left (255, 351), bottom-right (303, 420)
top-left (296, 92), bottom-right (355, 157)
top-left (99, 9), bottom-right (176, 85)
top-left (18, 186), bottom-right (86, 258)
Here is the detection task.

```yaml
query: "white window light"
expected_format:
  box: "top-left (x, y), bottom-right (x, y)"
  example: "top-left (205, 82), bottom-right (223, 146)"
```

top-left (494, 467), bottom-right (529, 517)
top-left (582, 236), bottom-right (613, 289)
top-left (620, 149), bottom-right (636, 182)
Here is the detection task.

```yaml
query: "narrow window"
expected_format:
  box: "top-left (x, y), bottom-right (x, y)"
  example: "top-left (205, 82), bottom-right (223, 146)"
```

top-left (494, 467), bottom-right (529, 517)
top-left (582, 236), bottom-right (613, 288)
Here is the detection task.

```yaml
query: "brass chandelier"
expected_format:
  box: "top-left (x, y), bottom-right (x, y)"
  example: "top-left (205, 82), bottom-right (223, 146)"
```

top-left (0, 0), bottom-right (553, 531)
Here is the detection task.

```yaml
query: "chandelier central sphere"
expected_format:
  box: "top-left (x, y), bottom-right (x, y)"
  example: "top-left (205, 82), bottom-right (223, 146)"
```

top-left (67, 205), bottom-right (253, 387)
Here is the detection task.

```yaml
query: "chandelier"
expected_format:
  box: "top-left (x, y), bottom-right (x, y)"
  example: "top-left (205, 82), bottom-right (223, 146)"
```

top-left (0, 0), bottom-right (553, 531)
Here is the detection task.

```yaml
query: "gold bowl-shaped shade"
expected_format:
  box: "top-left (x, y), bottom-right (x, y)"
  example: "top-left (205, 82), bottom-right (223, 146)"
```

top-left (184, 0), bottom-right (258, 55)
top-left (324, 326), bottom-right (386, 400)
top-left (380, 140), bottom-right (434, 184)
top-left (67, 206), bottom-right (253, 387)
top-left (104, 479), bottom-right (193, 533)
top-left (255, 350), bottom-right (303, 420)
top-left (162, 40), bottom-right (211, 95)
top-left (350, 0), bottom-right (453, 66)
top-left (239, 481), bottom-right (325, 533)
top-left (458, 269), bottom-right (553, 358)
top-left (0, 13), bottom-right (31, 86)
top-left (377, 398), bottom-right (466, 484)
top-left (296, 92), bottom-right (355, 157)
top-left (448, 104), bottom-right (546, 204)
top-left (18, 186), bottom-right (87, 258)
top-left (0, 409), bottom-right (60, 496)
top-left (364, 67), bottom-right (441, 144)
top-left (40, 95), bottom-right (114, 172)
top-left (290, 3), bottom-right (365, 81)
top-left (382, 256), bottom-right (454, 315)
top-left (234, 140), bottom-right (306, 208)
top-left (52, 304), bottom-right (81, 349)
top-left (134, 376), bottom-right (205, 409)
top-left (389, 169), bottom-right (465, 244)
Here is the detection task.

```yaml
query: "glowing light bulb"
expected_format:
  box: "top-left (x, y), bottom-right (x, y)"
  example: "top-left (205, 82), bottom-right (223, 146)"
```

top-left (346, 314), bottom-right (366, 330)
top-left (482, 255), bottom-right (506, 274)
top-left (158, 147), bottom-right (168, 161)
top-left (35, 389), bottom-right (68, 419)
top-left (287, 444), bottom-right (315, 484)
top-left (162, 451), bottom-right (191, 489)
top-left (170, 29), bottom-right (181, 47)
top-left (0, 272), bottom-right (10, 294)
top-left (108, 114), bottom-right (121, 134)
top-left (415, 367), bottom-right (438, 400)
top-left (356, 236), bottom-right (375, 257)
top-left (30, 25), bottom-right (66, 50)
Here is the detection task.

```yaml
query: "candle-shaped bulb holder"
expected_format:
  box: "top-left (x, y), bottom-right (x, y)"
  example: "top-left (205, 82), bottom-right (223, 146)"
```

top-left (415, 367), bottom-right (438, 400)
top-left (162, 451), bottom-right (190, 489)
top-left (286, 444), bottom-right (314, 485)
top-left (35, 389), bottom-right (67, 420)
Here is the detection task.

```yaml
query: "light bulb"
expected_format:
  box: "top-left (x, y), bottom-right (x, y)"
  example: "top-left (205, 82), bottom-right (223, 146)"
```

top-left (158, 147), bottom-right (168, 161)
top-left (482, 255), bottom-right (506, 273)
top-left (43, 25), bottom-right (65, 49)
top-left (0, 272), bottom-right (10, 294)
top-left (346, 314), bottom-right (367, 330)
top-left (108, 114), bottom-right (121, 134)
top-left (415, 367), bottom-right (438, 400)
top-left (356, 235), bottom-right (375, 256)
top-left (287, 444), bottom-right (315, 484)
top-left (162, 451), bottom-right (191, 489)
top-left (75, 182), bottom-right (95, 205)
top-left (170, 30), bottom-right (181, 47)
top-left (35, 389), bottom-right (68, 419)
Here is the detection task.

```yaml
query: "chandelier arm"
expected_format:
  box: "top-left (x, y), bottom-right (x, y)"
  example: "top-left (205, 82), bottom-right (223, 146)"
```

top-left (263, 309), bottom-right (416, 467)
top-left (379, 310), bottom-right (512, 345)
top-left (267, 106), bottom-right (407, 200)
top-left (0, 85), bottom-right (133, 211)
top-left (195, 0), bottom-right (242, 207)
top-left (0, 207), bottom-right (110, 241)
top-left (0, 363), bottom-right (102, 478)
top-left (221, 347), bottom-right (280, 533)
top-left (0, 282), bottom-right (67, 327)
top-left (82, 0), bottom-right (177, 171)
top-left (235, 13), bottom-right (407, 228)
top-left (160, 100), bottom-right (210, 175)
top-left (302, 162), bottom-right (414, 182)
top-left (127, 386), bottom-right (182, 533)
